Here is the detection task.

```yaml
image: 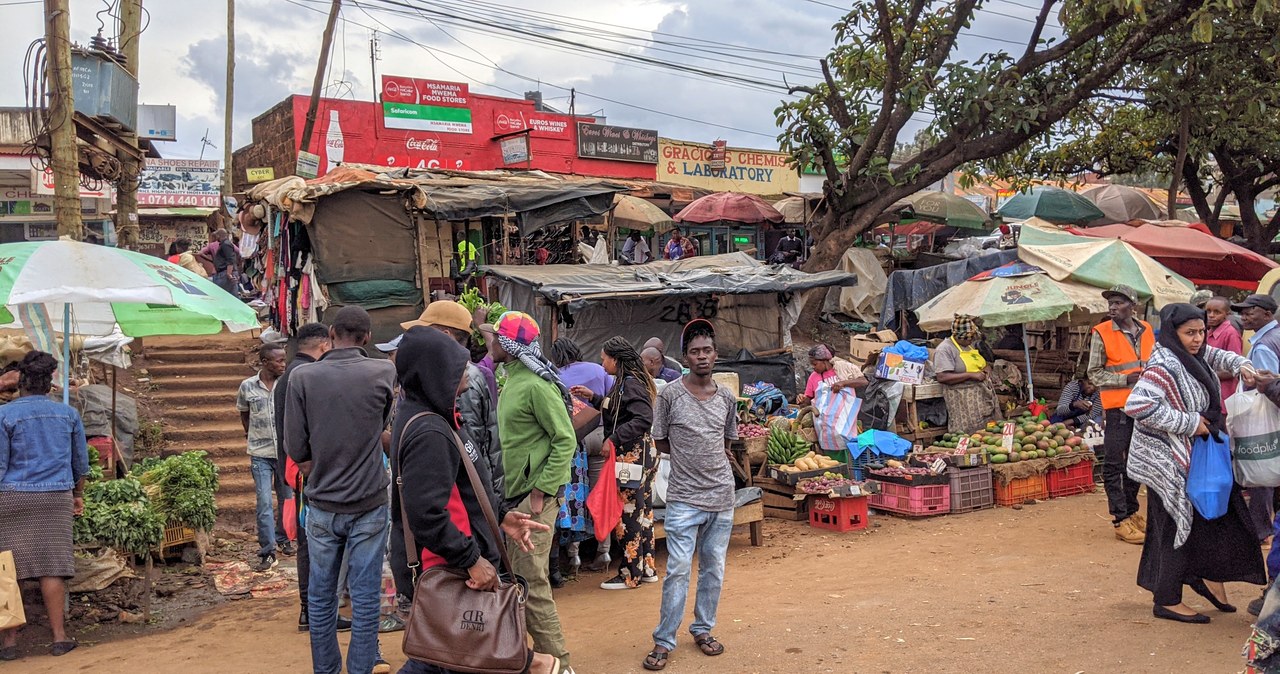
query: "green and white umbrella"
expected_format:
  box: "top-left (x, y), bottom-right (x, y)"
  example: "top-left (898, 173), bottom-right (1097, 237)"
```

top-left (0, 239), bottom-right (259, 337)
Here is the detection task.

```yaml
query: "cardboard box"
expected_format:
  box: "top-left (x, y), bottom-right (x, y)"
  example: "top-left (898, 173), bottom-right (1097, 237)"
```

top-left (876, 352), bottom-right (926, 384)
top-left (849, 329), bottom-right (898, 363)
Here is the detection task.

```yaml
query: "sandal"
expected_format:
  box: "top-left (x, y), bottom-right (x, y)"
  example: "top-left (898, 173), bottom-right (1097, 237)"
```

top-left (693, 633), bottom-right (724, 656)
top-left (50, 640), bottom-right (78, 657)
top-left (0, 646), bottom-right (17, 661)
top-left (642, 648), bottom-right (669, 670)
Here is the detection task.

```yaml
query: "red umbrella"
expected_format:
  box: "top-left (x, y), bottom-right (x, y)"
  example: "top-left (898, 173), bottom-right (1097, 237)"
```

top-left (673, 192), bottom-right (786, 225)
top-left (1071, 222), bottom-right (1276, 289)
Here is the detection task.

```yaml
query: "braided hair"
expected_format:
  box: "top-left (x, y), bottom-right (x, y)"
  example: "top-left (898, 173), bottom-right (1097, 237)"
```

top-left (550, 337), bottom-right (582, 369)
top-left (18, 351), bottom-right (58, 396)
top-left (602, 336), bottom-right (656, 404)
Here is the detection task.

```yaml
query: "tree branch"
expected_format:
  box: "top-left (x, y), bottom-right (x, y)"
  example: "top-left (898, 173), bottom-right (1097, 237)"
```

top-left (1020, 0), bottom-right (1055, 64)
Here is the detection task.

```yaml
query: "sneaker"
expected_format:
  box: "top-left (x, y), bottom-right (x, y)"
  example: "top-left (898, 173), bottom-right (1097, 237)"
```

top-left (336, 616), bottom-right (352, 632)
top-left (279, 541), bottom-right (297, 556)
top-left (600, 575), bottom-right (635, 590)
top-left (1114, 518), bottom-right (1145, 545)
top-left (640, 572), bottom-right (660, 584)
top-left (372, 659), bottom-right (392, 674)
top-left (298, 608), bottom-right (308, 632)
top-left (253, 554), bottom-right (278, 572)
top-left (379, 613), bottom-right (406, 633)
top-left (1250, 593), bottom-right (1267, 617)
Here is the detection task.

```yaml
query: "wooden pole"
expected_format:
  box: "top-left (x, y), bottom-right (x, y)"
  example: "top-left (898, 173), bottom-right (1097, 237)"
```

top-left (109, 366), bottom-right (118, 478)
top-left (222, 0), bottom-right (235, 199)
top-left (115, 0), bottom-right (144, 249)
top-left (299, 0), bottom-right (343, 156)
top-left (45, 0), bottom-right (83, 241)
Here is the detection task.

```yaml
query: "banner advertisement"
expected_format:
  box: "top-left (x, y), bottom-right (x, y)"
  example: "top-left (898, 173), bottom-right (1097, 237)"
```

top-left (492, 109), bottom-right (580, 139)
top-left (137, 159), bottom-right (221, 207)
top-left (500, 135), bottom-right (530, 165)
top-left (383, 102), bottom-right (473, 134)
top-left (658, 139), bottom-right (798, 195)
top-left (381, 76), bottom-right (469, 107)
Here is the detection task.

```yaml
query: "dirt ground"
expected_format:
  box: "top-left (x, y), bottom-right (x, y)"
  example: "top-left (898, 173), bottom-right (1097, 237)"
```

top-left (2, 490), bottom-right (1263, 674)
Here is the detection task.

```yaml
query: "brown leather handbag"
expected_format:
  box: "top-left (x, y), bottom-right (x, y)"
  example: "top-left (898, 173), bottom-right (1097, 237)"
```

top-left (395, 412), bottom-right (530, 674)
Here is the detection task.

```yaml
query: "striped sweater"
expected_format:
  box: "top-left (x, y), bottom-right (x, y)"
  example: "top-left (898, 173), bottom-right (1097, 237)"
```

top-left (1124, 344), bottom-right (1247, 548)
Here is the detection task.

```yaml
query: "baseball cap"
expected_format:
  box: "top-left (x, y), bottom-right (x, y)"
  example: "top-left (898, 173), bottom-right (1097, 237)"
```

top-left (680, 318), bottom-right (716, 354)
top-left (401, 301), bottom-right (474, 333)
top-left (1232, 294), bottom-right (1279, 313)
top-left (1101, 284), bottom-right (1139, 305)
top-left (375, 334), bottom-right (403, 353)
top-left (479, 311), bottom-right (540, 346)
top-left (259, 328), bottom-right (288, 345)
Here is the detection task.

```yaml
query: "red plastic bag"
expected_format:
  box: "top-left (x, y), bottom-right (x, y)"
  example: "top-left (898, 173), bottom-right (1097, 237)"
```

top-left (282, 498), bottom-right (298, 541)
top-left (586, 440), bottom-right (623, 542)
top-left (284, 457), bottom-right (302, 491)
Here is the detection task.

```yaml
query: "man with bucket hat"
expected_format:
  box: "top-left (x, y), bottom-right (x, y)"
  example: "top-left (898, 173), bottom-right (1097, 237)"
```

top-left (1088, 284), bottom-right (1154, 545)
top-left (481, 311), bottom-right (577, 671)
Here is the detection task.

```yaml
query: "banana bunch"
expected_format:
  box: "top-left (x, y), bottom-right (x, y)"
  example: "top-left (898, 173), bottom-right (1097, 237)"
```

top-left (767, 426), bottom-right (810, 465)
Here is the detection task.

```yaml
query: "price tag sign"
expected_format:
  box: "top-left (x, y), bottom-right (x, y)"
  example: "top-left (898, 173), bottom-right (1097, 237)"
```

top-left (1002, 422), bottom-right (1016, 452)
top-left (955, 436), bottom-right (970, 453)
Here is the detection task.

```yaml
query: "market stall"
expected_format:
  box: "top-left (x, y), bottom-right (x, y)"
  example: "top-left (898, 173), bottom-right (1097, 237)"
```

top-left (1067, 220), bottom-right (1277, 289)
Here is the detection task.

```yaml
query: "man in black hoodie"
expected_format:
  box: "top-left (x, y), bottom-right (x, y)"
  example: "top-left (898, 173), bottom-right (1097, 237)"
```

top-left (390, 327), bottom-right (560, 674)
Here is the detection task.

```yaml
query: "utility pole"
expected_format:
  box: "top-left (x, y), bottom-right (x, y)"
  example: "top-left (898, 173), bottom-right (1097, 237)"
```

top-left (223, 0), bottom-right (235, 200)
top-left (299, 0), bottom-right (342, 155)
top-left (369, 29), bottom-right (379, 102)
top-left (115, 0), bottom-right (143, 249)
top-left (45, 0), bottom-right (83, 241)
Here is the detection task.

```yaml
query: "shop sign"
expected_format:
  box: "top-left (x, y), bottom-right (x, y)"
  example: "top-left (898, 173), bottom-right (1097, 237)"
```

top-left (30, 168), bottom-right (114, 198)
top-left (492, 109), bottom-right (582, 139)
top-left (246, 167), bottom-right (275, 183)
top-left (2, 186), bottom-right (100, 218)
top-left (658, 139), bottom-right (798, 195)
top-left (296, 151), bottom-right (320, 179)
top-left (500, 135), bottom-right (530, 165)
top-left (137, 159), bottom-right (221, 208)
top-left (577, 123), bottom-right (659, 164)
top-left (24, 222), bottom-right (58, 241)
top-left (709, 140), bottom-right (727, 171)
top-left (383, 102), bottom-right (473, 135)
top-left (381, 76), bottom-right (469, 107)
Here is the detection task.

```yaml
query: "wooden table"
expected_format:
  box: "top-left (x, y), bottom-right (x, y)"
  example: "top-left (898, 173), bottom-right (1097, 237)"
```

top-left (650, 443), bottom-right (765, 547)
top-left (896, 381), bottom-right (946, 444)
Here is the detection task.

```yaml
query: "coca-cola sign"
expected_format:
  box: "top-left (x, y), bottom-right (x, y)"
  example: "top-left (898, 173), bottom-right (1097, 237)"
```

top-left (405, 137), bottom-right (440, 152)
top-left (380, 75), bottom-right (469, 107)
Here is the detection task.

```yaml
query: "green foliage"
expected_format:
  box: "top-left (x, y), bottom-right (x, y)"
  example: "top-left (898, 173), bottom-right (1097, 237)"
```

top-left (85, 445), bottom-right (104, 483)
top-left (136, 420), bottom-right (165, 454)
top-left (136, 451), bottom-right (220, 532)
top-left (74, 476), bottom-right (164, 556)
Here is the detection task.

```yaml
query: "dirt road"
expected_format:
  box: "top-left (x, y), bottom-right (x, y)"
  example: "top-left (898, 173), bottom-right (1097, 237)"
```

top-left (4, 491), bottom-right (1262, 673)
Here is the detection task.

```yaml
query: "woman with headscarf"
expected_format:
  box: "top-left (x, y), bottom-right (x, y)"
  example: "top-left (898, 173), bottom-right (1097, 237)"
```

top-left (570, 337), bottom-right (658, 590)
top-left (933, 314), bottom-right (1001, 434)
top-left (796, 344), bottom-right (868, 406)
top-left (1125, 303), bottom-right (1265, 623)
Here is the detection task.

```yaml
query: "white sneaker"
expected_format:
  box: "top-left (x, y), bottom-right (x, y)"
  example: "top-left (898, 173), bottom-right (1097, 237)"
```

top-left (640, 573), bottom-right (660, 584)
top-left (600, 575), bottom-right (634, 590)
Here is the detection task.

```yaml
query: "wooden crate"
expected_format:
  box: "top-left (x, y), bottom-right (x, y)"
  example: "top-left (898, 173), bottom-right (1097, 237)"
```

top-left (655, 501), bottom-right (764, 546)
top-left (758, 476), bottom-right (808, 521)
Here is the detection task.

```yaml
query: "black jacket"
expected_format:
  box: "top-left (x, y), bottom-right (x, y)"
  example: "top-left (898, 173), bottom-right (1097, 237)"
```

top-left (274, 351), bottom-right (316, 468)
top-left (458, 361), bottom-right (503, 498)
top-left (391, 327), bottom-right (507, 571)
top-left (590, 375), bottom-right (654, 453)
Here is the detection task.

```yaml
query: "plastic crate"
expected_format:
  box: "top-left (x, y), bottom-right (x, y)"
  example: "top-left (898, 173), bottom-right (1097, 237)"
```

top-left (1047, 460), bottom-right (1097, 498)
top-left (947, 465), bottom-right (994, 513)
top-left (808, 495), bottom-right (869, 533)
top-left (869, 482), bottom-right (950, 517)
top-left (994, 474), bottom-right (1048, 507)
top-left (849, 448), bottom-right (873, 481)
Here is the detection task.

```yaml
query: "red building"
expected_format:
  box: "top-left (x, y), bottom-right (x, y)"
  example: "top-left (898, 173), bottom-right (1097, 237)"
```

top-left (232, 77), bottom-right (658, 191)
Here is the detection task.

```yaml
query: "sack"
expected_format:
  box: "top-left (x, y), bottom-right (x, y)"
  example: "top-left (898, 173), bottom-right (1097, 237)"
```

top-left (1187, 432), bottom-right (1234, 520)
top-left (0, 550), bottom-right (25, 631)
top-left (282, 498), bottom-right (298, 541)
top-left (653, 454), bottom-right (670, 507)
top-left (395, 413), bottom-right (530, 674)
top-left (813, 385), bottom-right (863, 452)
top-left (1226, 389), bottom-right (1280, 488)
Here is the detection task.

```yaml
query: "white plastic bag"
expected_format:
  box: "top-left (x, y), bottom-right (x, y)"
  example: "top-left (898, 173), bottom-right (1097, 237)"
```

top-left (653, 453), bottom-right (670, 507)
top-left (1225, 389), bottom-right (1280, 488)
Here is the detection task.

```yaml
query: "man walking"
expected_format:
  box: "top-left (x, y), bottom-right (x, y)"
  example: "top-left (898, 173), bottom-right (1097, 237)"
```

top-left (285, 307), bottom-right (397, 674)
top-left (1237, 294), bottom-right (1280, 616)
top-left (644, 319), bottom-right (738, 671)
top-left (1087, 284), bottom-right (1153, 545)
top-left (272, 322), bottom-right (341, 632)
top-left (481, 311), bottom-right (576, 671)
top-left (237, 343), bottom-right (291, 571)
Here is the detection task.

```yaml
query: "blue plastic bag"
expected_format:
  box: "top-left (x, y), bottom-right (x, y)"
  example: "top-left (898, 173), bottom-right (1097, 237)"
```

top-left (1188, 432), bottom-right (1233, 520)
top-left (884, 340), bottom-right (929, 363)
top-left (854, 429), bottom-right (912, 458)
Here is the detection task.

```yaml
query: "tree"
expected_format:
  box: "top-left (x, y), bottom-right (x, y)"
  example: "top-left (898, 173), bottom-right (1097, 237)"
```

top-left (777, 0), bottom-right (1273, 270)
top-left (1009, 16), bottom-right (1280, 250)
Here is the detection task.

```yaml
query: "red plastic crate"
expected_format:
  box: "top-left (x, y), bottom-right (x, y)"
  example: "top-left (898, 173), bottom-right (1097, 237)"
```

top-left (947, 465), bottom-right (994, 513)
top-left (808, 495), bottom-right (869, 532)
top-left (1047, 460), bottom-right (1097, 498)
top-left (994, 474), bottom-right (1048, 507)
top-left (869, 482), bottom-right (950, 517)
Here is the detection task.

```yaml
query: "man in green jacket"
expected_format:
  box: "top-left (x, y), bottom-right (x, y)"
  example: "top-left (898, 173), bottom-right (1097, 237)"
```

top-left (481, 311), bottom-right (576, 671)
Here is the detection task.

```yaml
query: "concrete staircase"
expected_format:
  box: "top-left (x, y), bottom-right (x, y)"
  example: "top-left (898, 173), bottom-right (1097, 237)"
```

top-left (143, 336), bottom-right (258, 528)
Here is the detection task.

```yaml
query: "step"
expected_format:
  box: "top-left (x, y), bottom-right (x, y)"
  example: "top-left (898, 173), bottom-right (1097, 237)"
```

top-left (160, 406), bottom-right (241, 423)
top-left (164, 425), bottom-right (246, 444)
top-left (215, 493), bottom-right (258, 526)
top-left (150, 390), bottom-right (250, 407)
top-left (146, 361), bottom-right (255, 377)
top-left (143, 349), bottom-right (246, 365)
top-left (218, 471), bottom-right (255, 496)
top-left (150, 375), bottom-right (253, 393)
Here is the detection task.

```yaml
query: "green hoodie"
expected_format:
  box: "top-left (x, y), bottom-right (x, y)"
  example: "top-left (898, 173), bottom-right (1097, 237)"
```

top-left (497, 360), bottom-right (576, 500)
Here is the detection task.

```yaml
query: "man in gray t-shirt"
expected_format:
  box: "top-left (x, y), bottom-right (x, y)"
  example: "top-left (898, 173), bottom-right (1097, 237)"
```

top-left (645, 319), bottom-right (737, 670)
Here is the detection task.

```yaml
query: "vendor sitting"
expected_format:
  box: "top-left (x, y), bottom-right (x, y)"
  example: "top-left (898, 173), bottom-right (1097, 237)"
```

top-left (1051, 375), bottom-right (1103, 427)
top-left (797, 344), bottom-right (867, 405)
top-left (933, 314), bottom-right (1001, 434)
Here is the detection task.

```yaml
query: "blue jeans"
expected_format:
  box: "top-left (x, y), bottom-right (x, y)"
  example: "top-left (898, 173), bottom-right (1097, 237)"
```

top-left (250, 456), bottom-right (291, 558)
top-left (652, 501), bottom-right (734, 651)
top-left (306, 504), bottom-right (390, 674)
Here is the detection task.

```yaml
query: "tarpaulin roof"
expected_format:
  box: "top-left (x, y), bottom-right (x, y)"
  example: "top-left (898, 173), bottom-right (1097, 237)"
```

top-left (246, 165), bottom-right (627, 235)
top-left (483, 252), bottom-right (856, 303)
top-left (880, 249), bottom-right (1019, 331)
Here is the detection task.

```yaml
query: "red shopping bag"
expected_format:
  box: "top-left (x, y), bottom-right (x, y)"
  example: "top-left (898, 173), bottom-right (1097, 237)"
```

top-left (282, 497), bottom-right (298, 541)
top-left (586, 440), bottom-right (623, 542)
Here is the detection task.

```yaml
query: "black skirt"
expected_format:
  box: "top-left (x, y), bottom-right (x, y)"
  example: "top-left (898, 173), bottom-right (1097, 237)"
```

top-left (1138, 485), bottom-right (1266, 606)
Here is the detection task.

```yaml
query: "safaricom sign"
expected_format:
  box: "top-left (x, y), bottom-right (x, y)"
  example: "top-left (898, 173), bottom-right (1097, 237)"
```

top-left (658, 138), bottom-right (798, 195)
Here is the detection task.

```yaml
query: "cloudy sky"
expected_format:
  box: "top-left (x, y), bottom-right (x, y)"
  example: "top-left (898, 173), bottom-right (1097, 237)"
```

top-left (0, 0), bottom-right (1059, 161)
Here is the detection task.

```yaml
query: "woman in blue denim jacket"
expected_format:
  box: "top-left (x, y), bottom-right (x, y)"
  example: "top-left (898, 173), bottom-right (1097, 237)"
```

top-left (0, 352), bottom-right (89, 660)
